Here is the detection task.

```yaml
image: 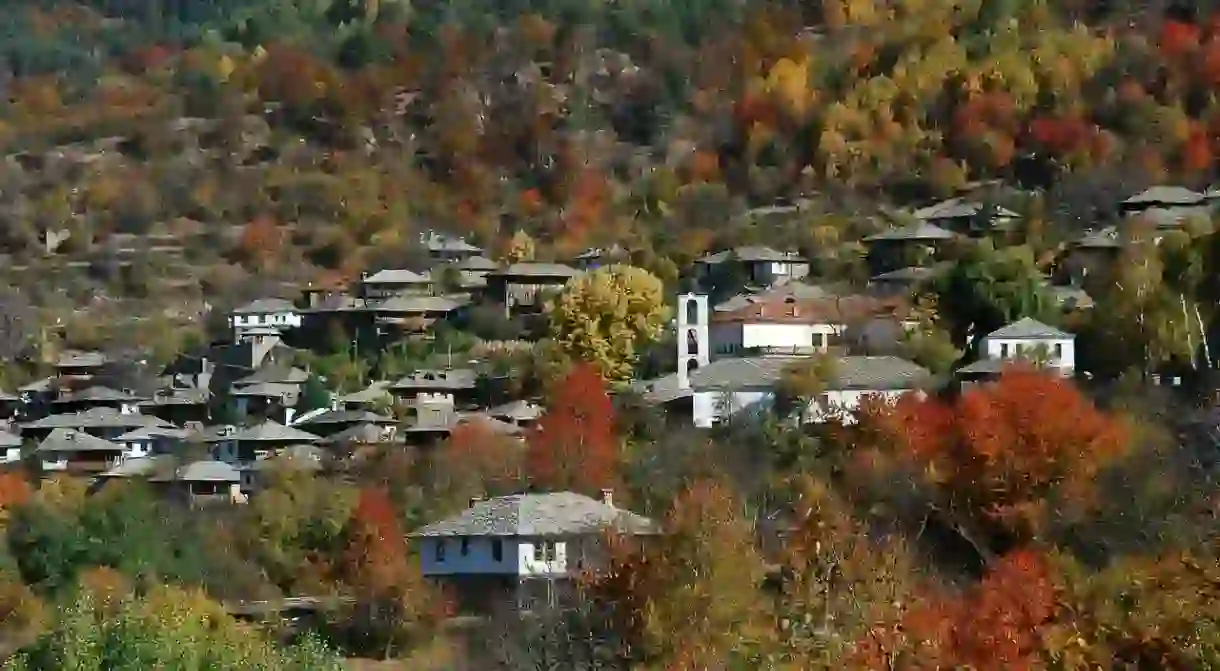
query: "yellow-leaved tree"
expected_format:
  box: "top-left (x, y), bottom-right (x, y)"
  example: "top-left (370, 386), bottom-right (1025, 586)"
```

top-left (501, 229), bottom-right (537, 264)
top-left (545, 264), bottom-right (670, 384)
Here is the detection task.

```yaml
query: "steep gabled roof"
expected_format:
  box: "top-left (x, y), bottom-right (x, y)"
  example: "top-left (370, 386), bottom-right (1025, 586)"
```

top-left (229, 420), bottom-right (321, 444)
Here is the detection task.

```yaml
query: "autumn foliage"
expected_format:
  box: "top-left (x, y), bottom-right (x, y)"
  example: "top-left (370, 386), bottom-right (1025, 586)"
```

top-left (858, 550), bottom-right (1061, 670)
top-left (881, 369), bottom-right (1128, 542)
top-left (527, 363), bottom-right (619, 494)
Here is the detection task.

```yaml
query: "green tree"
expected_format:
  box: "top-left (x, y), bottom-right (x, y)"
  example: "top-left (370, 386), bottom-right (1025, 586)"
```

top-left (774, 355), bottom-right (837, 422)
top-left (545, 264), bottom-right (671, 383)
top-left (927, 244), bottom-right (1056, 350)
top-left (296, 374), bottom-right (332, 414)
top-left (5, 581), bottom-right (341, 670)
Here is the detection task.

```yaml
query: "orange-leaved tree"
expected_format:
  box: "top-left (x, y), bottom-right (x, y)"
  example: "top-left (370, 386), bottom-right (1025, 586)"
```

top-left (584, 480), bottom-right (771, 669)
top-left (883, 368), bottom-right (1128, 550)
top-left (527, 363), bottom-right (619, 494)
top-left (341, 487), bottom-right (449, 660)
top-left (856, 549), bottom-right (1062, 670)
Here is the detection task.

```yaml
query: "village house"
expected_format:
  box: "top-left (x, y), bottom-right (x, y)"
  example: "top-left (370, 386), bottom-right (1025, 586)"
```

top-left (0, 430), bottom-right (22, 465)
top-left (1063, 228), bottom-right (1122, 285)
top-left (868, 265), bottom-right (943, 297)
top-left (139, 387), bottom-right (210, 425)
top-left (50, 386), bottom-right (141, 415)
top-left (422, 231), bottom-right (485, 262)
top-left (863, 222), bottom-right (956, 274)
top-left (390, 368), bottom-right (479, 408)
top-left (412, 490), bottom-right (657, 612)
top-left (37, 428), bottom-right (128, 475)
top-left (485, 263), bottom-right (580, 318)
top-left (368, 294), bottom-right (470, 337)
top-left (53, 350), bottom-right (109, 379)
top-left (112, 426), bottom-right (191, 460)
top-left (686, 354), bottom-right (933, 427)
top-left (150, 460), bottom-right (247, 506)
top-left (956, 318), bottom-right (1076, 382)
top-left (21, 406), bottom-right (172, 442)
top-left (912, 198), bottom-right (1021, 236)
top-left (695, 246), bottom-right (810, 290)
top-left (229, 298), bottom-right (302, 341)
top-left (292, 406), bottom-right (397, 438)
top-left (358, 268), bottom-right (434, 299)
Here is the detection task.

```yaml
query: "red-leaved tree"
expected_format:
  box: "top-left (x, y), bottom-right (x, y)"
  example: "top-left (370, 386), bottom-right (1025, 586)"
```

top-left (857, 549), bottom-right (1061, 670)
top-left (882, 368), bottom-right (1128, 547)
top-left (527, 363), bottom-right (619, 494)
top-left (342, 487), bottom-right (449, 659)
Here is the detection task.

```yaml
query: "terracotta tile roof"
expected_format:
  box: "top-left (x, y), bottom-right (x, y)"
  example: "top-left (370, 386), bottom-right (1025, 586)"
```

top-left (710, 294), bottom-right (911, 325)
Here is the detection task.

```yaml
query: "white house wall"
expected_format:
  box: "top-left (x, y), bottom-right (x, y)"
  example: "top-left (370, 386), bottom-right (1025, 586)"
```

top-left (420, 537), bottom-right (570, 577)
top-left (694, 388), bottom-right (914, 427)
top-left (983, 336), bottom-right (1075, 373)
top-left (710, 322), bottom-right (843, 356)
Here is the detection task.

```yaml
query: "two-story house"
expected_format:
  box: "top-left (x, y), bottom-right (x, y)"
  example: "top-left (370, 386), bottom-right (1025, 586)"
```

top-left (912, 198), bottom-right (1021, 237)
top-left (695, 246), bottom-right (810, 290)
top-left (229, 298), bottom-right (301, 341)
top-left (708, 293), bottom-right (914, 357)
top-left (422, 231), bottom-right (485, 262)
top-left (956, 317), bottom-right (1075, 382)
top-left (863, 222), bottom-right (956, 274)
top-left (390, 369), bottom-right (479, 408)
top-left (37, 428), bottom-right (128, 475)
top-left (358, 268), bottom-right (434, 299)
top-left (485, 263), bottom-right (580, 317)
top-left (412, 490), bottom-right (657, 612)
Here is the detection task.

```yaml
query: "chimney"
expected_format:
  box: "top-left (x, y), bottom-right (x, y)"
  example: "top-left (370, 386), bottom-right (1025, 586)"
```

top-left (283, 407), bottom-right (296, 425)
top-left (600, 488), bottom-right (614, 508)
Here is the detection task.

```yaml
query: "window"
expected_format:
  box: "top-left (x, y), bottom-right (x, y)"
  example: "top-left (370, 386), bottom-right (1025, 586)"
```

top-left (685, 297), bottom-right (700, 325)
top-left (545, 542), bottom-right (557, 562)
top-left (533, 542), bottom-right (545, 562)
top-left (1053, 343), bottom-right (1063, 360)
top-left (460, 538), bottom-right (469, 556)
top-left (435, 540), bottom-right (446, 562)
top-left (492, 539), bottom-right (503, 562)
top-left (1001, 343), bottom-right (1010, 358)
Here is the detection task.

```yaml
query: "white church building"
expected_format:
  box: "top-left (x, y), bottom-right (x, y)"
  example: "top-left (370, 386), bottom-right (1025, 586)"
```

top-left (666, 292), bottom-right (933, 427)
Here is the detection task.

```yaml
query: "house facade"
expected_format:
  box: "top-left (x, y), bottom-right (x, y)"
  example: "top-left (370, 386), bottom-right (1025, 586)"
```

top-left (412, 490), bottom-right (656, 612)
top-left (229, 299), bottom-right (302, 340)
top-left (958, 317), bottom-right (1076, 379)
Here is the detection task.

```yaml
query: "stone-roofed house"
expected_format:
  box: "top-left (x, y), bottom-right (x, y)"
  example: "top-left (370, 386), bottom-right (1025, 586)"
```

top-left (868, 265), bottom-right (944, 297)
top-left (695, 246), bottom-right (810, 289)
top-left (422, 231), bottom-right (484, 262)
top-left (412, 490), bottom-right (656, 611)
top-left (912, 198), bottom-right (1020, 236)
top-left (486, 400), bottom-right (543, 429)
top-left (368, 293), bottom-right (470, 335)
top-left (570, 244), bottom-right (627, 270)
top-left (358, 268), bottom-right (434, 299)
top-left (1064, 227), bottom-right (1122, 284)
top-left (51, 385), bottom-right (142, 415)
top-left (390, 368), bottom-right (478, 407)
top-left (864, 222), bottom-right (957, 274)
top-left (229, 298), bottom-right (301, 341)
top-left (209, 420), bottom-right (321, 467)
top-left (688, 355), bottom-right (933, 427)
top-left (1121, 185), bottom-right (1206, 212)
top-left (54, 350), bottom-right (108, 379)
top-left (37, 428), bottom-right (127, 475)
top-left (139, 387), bottom-right (210, 425)
top-left (150, 460), bottom-right (246, 506)
top-left (113, 426), bottom-right (191, 460)
top-left (293, 407), bottom-right (397, 438)
top-left (956, 317), bottom-right (1075, 381)
top-left (337, 381), bottom-right (392, 410)
top-left (22, 406), bottom-right (171, 441)
top-left (1120, 186), bottom-right (1215, 237)
top-left (485, 263), bottom-right (580, 317)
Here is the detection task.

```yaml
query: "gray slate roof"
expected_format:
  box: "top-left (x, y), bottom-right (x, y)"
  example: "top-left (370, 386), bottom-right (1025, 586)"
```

top-left (391, 369), bottom-right (477, 391)
top-left (486, 400), bottom-right (543, 422)
top-left (0, 431), bottom-right (20, 448)
top-left (229, 382), bottom-right (299, 398)
top-left (140, 388), bottom-right (209, 406)
top-left (1127, 205), bottom-right (1213, 229)
top-left (698, 246), bottom-right (803, 264)
top-left (38, 428), bottom-right (122, 453)
top-left (412, 492), bottom-right (657, 538)
top-left (234, 365), bottom-right (309, 387)
top-left (986, 317), bottom-right (1071, 340)
top-left (689, 355), bottom-right (932, 392)
top-left (423, 232), bottom-right (483, 254)
top-left (1123, 186), bottom-right (1205, 206)
top-left (913, 198), bottom-right (1019, 221)
top-left (371, 294), bottom-right (468, 314)
top-left (629, 372), bottom-right (693, 405)
top-left (490, 263), bottom-right (580, 278)
top-left (864, 222), bottom-right (956, 242)
top-left (53, 386), bottom-right (140, 404)
top-left (24, 407), bottom-right (171, 431)
top-left (870, 265), bottom-right (943, 283)
top-left (320, 422), bottom-right (395, 445)
top-left (454, 255), bottom-right (500, 271)
top-left (152, 459), bottom-right (241, 483)
top-left (230, 420), bottom-right (321, 444)
top-left (714, 282), bottom-right (830, 312)
top-left (339, 381), bottom-right (392, 405)
top-left (232, 298), bottom-right (297, 314)
top-left (55, 350), bottom-right (107, 369)
top-left (362, 268), bottom-right (432, 285)
top-left (114, 426), bottom-right (191, 442)
top-left (1074, 227), bottom-right (1121, 249)
top-left (100, 455), bottom-right (170, 478)
top-left (296, 409), bottom-right (396, 426)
